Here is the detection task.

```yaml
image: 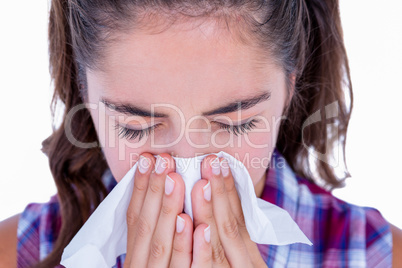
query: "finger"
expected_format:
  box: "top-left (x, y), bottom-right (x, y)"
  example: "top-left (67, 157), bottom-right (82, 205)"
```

top-left (148, 172), bottom-right (186, 266)
top-left (200, 155), bottom-right (252, 267)
top-left (125, 153), bottom-right (155, 265)
top-left (191, 177), bottom-right (229, 267)
top-left (130, 153), bottom-right (176, 267)
top-left (170, 213), bottom-right (193, 268)
top-left (191, 223), bottom-right (212, 268)
top-left (221, 158), bottom-right (265, 265)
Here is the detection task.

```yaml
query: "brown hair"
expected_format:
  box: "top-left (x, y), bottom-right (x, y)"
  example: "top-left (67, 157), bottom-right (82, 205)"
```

top-left (38, 0), bottom-right (353, 266)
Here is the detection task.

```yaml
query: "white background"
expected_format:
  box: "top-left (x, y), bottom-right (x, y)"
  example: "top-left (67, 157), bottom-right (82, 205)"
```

top-left (0, 1), bottom-right (401, 229)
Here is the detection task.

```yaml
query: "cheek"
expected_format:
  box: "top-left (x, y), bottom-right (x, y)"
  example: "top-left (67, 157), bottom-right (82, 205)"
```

top-left (230, 134), bottom-right (274, 187)
top-left (232, 113), bottom-right (283, 186)
top-left (101, 146), bottom-right (140, 183)
top-left (88, 105), bottom-right (142, 182)
top-left (99, 123), bottom-right (147, 182)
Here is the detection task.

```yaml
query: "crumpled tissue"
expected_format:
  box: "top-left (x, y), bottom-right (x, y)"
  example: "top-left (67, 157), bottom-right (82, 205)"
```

top-left (61, 151), bottom-right (312, 267)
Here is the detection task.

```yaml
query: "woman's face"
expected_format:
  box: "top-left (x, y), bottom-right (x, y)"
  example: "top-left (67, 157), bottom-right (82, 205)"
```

top-left (86, 19), bottom-right (290, 196)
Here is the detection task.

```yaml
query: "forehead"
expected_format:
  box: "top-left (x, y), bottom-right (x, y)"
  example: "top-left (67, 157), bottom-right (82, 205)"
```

top-left (89, 19), bottom-right (283, 109)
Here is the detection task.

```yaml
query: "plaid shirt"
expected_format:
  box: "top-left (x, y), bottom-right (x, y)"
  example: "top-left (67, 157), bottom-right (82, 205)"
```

top-left (17, 149), bottom-right (392, 267)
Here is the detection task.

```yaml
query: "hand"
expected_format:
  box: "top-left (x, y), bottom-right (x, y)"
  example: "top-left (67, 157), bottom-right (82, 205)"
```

top-left (191, 155), bottom-right (268, 268)
top-left (124, 153), bottom-right (194, 268)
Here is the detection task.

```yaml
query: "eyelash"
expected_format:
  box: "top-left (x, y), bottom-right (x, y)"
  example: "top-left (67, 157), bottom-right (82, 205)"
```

top-left (115, 119), bottom-right (260, 141)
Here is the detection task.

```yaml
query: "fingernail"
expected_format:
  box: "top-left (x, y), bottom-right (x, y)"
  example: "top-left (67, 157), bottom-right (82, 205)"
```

top-left (138, 156), bottom-right (150, 174)
top-left (165, 175), bottom-right (175, 195)
top-left (210, 157), bottom-right (220, 176)
top-left (176, 215), bottom-right (185, 233)
top-left (204, 225), bottom-right (211, 243)
top-left (155, 155), bottom-right (168, 174)
top-left (221, 158), bottom-right (229, 177)
top-left (203, 181), bottom-right (211, 201)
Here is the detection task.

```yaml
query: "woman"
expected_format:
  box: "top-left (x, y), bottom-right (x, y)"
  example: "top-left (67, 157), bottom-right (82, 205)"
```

top-left (1, 0), bottom-right (401, 267)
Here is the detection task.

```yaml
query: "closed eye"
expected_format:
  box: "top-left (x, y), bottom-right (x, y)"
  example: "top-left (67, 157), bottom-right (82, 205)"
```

top-left (114, 118), bottom-right (260, 141)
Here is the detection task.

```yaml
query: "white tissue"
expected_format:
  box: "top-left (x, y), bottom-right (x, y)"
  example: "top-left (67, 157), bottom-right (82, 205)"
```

top-left (61, 151), bottom-right (312, 268)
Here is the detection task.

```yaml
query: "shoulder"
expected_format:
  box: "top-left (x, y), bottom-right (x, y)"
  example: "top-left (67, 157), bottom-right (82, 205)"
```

top-left (265, 152), bottom-right (393, 264)
top-left (295, 176), bottom-right (393, 263)
top-left (297, 175), bottom-right (392, 237)
top-left (0, 213), bottom-right (20, 268)
top-left (390, 223), bottom-right (402, 267)
top-left (14, 195), bottom-right (61, 267)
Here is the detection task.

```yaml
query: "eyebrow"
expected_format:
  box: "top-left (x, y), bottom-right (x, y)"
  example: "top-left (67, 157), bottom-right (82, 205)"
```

top-left (100, 90), bottom-right (271, 118)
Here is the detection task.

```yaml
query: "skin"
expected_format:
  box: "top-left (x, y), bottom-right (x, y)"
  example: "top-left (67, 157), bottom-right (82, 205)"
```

top-left (1, 15), bottom-right (402, 267)
top-left (86, 18), bottom-right (285, 266)
top-left (123, 152), bottom-right (268, 267)
top-left (86, 18), bottom-right (287, 197)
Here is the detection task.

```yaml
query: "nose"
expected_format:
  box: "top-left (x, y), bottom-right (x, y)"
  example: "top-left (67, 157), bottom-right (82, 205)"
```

top-left (166, 128), bottom-right (217, 158)
top-left (152, 118), bottom-right (222, 158)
